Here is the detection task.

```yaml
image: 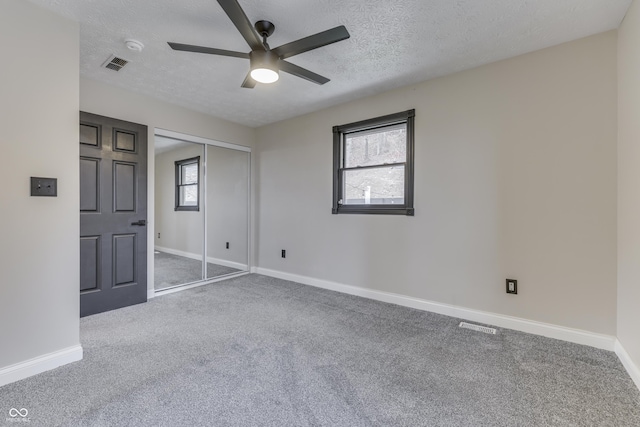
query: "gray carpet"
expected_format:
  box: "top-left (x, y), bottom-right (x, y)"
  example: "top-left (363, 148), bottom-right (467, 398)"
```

top-left (154, 250), bottom-right (241, 289)
top-left (1, 274), bottom-right (639, 426)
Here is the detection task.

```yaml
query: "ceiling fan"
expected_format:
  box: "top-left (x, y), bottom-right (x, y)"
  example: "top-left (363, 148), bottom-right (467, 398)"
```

top-left (168, 0), bottom-right (350, 88)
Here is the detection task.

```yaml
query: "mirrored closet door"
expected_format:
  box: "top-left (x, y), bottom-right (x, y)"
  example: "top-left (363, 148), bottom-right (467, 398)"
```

top-left (153, 134), bottom-right (250, 291)
top-left (206, 145), bottom-right (249, 279)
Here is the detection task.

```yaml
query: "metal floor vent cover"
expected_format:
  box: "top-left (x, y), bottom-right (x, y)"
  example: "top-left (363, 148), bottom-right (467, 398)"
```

top-left (459, 322), bottom-right (497, 335)
top-left (102, 55), bottom-right (128, 71)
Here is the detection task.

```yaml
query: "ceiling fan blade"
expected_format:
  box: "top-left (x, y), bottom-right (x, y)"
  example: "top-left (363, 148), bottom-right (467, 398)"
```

top-left (279, 61), bottom-right (330, 85)
top-left (272, 26), bottom-right (350, 60)
top-left (216, 0), bottom-right (265, 51)
top-left (168, 42), bottom-right (249, 59)
top-left (241, 72), bottom-right (256, 88)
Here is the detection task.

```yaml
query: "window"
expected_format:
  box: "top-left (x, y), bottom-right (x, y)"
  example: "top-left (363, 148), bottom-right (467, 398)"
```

top-left (332, 109), bottom-right (415, 215)
top-left (175, 156), bottom-right (200, 211)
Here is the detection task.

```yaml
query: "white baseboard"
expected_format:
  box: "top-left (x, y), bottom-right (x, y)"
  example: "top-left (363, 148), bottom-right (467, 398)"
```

top-left (154, 246), bottom-right (248, 270)
top-left (0, 345), bottom-right (83, 387)
top-left (206, 256), bottom-right (247, 271)
top-left (615, 340), bottom-right (640, 392)
top-left (154, 246), bottom-right (202, 261)
top-left (253, 267), bottom-right (617, 351)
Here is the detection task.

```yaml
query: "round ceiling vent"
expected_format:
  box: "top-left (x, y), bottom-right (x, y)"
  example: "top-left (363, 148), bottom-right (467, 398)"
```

top-left (124, 39), bottom-right (144, 52)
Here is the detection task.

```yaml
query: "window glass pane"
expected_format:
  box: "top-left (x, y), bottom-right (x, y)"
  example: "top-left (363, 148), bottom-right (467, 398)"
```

top-left (180, 184), bottom-right (198, 206)
top-left (181, 163), bottom-right (198, 185)
top-left (343, 165), bottom-right (404, 205)
top-left (344, 124), bottom-right (406, 168)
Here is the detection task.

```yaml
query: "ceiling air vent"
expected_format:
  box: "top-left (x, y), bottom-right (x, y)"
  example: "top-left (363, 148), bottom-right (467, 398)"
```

top-left (102, 55), bottom-right (128, 72)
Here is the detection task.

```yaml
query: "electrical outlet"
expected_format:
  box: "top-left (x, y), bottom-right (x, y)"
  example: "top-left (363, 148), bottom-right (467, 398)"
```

top-left (281, 249), bottom-right (286, 258)
top-left (506, 279), bottom-right (517, 294)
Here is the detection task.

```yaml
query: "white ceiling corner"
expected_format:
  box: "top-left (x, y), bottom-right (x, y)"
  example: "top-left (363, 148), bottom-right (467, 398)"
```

top-left (27, 0), bottom-right (632, 128)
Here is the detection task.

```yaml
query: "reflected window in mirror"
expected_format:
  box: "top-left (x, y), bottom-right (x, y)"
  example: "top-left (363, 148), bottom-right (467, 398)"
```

top-left (175, 156), bottom-right (200, 211)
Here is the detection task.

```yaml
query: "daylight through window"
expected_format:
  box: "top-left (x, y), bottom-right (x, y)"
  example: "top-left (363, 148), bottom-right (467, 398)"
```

top-left (332, 110), bottom-right (414, 215)
top-left (175, 156), bottom-right (199, 211)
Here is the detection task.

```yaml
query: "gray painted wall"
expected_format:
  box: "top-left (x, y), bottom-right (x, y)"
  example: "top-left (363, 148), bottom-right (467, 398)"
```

top-left (0, 0), bottom-right (80, 368)
top-left (255, 31), bottom-right (618, 335)
top-left (618, 0), bottom-right (640, 373)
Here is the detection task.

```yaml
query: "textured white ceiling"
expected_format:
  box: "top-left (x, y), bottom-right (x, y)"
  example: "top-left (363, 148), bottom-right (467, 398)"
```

top-left (154, 136), bottom-right (195, 155)
top-left (27, 0), bottom-right (631, 127)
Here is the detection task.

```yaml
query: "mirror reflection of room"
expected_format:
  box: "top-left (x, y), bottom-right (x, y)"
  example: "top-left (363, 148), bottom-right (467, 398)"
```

top-left (154, 138), bottom-right (205, 289)
top-left (206, 145), bottom-right (249, 280)
top-left (154, 136), bottom-right (250, 291)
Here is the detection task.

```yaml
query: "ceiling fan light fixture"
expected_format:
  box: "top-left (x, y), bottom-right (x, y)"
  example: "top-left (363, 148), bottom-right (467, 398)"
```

top-left (250, 67), bottom-right (279, 83)
top-left (249, 50), bottom-right (279, 84)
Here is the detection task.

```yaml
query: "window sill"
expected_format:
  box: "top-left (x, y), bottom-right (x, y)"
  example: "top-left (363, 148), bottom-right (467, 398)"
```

top-left (332, 206), bottom-right (414, 216)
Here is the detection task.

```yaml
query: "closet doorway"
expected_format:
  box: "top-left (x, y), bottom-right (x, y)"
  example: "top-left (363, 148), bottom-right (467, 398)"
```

top-left (153, 129), bottom-right (250, 293)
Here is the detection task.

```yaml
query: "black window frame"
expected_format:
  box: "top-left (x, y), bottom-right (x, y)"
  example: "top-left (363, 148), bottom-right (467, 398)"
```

top-left (175, 156), bottom-right (200, 212)
top-left (332, 109), bottom-right (415, 216)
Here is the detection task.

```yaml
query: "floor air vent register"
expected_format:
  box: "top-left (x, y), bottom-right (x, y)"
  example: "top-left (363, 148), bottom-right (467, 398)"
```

top-left (459, 322), bottom-right (497, 335)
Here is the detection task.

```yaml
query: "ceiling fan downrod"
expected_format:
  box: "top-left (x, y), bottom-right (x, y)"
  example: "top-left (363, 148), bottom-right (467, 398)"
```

top-left (255, 20), bottom-right (275, 48)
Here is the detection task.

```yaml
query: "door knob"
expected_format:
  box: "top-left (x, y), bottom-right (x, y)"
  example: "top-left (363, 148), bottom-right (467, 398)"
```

top-left (131, 220), bottom-right (146, 226)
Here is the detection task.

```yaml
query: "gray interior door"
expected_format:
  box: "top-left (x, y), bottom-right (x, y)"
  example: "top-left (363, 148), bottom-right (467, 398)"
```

top-left (80, 111), bottom-right (148, 317)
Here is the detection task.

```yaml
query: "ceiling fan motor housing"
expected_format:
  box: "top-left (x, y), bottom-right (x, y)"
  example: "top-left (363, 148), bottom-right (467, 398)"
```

top-left (250, 50), bottom-right (279, 71)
